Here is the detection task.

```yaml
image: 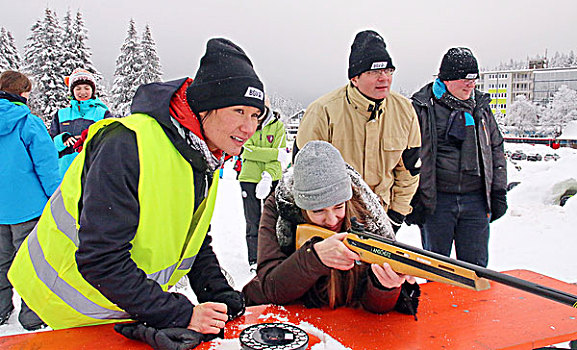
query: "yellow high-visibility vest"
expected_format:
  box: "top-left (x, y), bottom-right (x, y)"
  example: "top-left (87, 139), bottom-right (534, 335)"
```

top-left (9, 113), bottom-right (219, 329)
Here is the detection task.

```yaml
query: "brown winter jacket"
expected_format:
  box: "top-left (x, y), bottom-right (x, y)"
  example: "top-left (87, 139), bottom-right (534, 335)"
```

top-left (296, 84), bottom-right (421, 216)
top-left (242, 165), bottom-right (402, 314)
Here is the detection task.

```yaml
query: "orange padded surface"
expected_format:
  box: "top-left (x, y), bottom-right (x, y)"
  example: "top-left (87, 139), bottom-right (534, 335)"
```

top-left (1, 270), bottom-right (575, 349)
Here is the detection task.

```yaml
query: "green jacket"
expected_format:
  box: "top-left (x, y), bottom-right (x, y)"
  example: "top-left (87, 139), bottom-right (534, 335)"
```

top-left (239, 111), bottom-right (286, 183)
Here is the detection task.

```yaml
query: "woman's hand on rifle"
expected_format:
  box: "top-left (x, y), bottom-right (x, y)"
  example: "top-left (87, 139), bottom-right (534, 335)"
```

top-left (313, 233), bottom-right (360, 270)
top-left (371, 262), bottom-right (416, 289)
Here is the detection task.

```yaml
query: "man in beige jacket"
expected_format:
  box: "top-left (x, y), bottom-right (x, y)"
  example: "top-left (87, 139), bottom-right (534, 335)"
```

top-left (295, 30), bottom-right (421, 232)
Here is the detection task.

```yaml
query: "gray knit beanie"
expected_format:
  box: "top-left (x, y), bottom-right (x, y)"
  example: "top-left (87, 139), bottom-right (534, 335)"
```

top-left (293, 141), bottom-right (352, 211)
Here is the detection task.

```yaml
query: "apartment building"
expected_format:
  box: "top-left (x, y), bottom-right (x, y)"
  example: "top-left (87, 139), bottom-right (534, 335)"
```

top-left (477, 69), bottom-right (533, 117)
top-left (477, 66), bottom-right (577, 116)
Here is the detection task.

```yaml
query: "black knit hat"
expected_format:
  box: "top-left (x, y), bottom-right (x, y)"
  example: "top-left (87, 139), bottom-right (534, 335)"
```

top-left (187, 38), bottom-right (265, 114)
top-left (348, 30), bottom-right (395, 79)
top-left (438, 47), bottom-right (479, 81)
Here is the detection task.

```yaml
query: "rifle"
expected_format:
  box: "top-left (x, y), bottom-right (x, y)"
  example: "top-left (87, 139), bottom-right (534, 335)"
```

top-left (296, 223), bottom-right (577, 308)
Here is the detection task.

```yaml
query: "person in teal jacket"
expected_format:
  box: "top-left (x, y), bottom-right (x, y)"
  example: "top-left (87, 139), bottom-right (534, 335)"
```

top-left (49, 68), bottom-right (112, 177)
top-left (238, 101), bottom-right (288, 268)
top-left (0, 71), bottom-right (60, 330)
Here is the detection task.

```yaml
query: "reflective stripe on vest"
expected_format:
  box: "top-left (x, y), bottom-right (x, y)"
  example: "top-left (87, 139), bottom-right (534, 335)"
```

top-left (26, 224), bottom-right (130, 320)
top-left (8, 114), bottom-right (219, 329)
top-left (41, 185), bottom-right (200, 287)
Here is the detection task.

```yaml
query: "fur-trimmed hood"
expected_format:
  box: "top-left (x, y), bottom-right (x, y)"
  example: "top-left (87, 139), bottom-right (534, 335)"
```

top-left (274, 163), bottom-right (395, 254)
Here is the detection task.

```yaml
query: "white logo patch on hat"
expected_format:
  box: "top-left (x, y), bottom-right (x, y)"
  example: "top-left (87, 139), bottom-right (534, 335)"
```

top-left (371, 62), bottom-right (388, 69)
top-left (245, 87), bottom-right (264, 100)
top-left (465, 73), bottom-right (478, 79)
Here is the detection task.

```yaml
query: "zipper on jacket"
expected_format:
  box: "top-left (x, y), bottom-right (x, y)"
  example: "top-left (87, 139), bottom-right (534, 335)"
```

top-left (482, 119), bottom-right (489, 146)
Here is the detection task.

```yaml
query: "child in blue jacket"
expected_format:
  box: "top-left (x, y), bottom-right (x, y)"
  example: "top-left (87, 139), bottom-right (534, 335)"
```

top-left (50, 68), bottom-right (111, 177)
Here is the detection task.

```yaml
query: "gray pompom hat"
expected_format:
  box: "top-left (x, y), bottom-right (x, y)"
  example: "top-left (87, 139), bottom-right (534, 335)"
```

top-left (293, 141), bottom-right (353, 211)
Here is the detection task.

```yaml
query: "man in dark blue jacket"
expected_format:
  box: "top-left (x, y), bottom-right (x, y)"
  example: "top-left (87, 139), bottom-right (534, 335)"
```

top-left (408, 48), bottom-right (507, 267)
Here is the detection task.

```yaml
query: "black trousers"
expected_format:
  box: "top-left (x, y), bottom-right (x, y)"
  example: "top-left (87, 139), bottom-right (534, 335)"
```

top-left (240, 181), bottom-right (278, 265)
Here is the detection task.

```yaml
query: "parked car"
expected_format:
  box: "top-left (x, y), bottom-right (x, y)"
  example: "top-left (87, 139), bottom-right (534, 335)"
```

top-left (544, 153), bottom-right (560, 161)
top-left (511, 151), bottom-right (527, 161)
top-left (527, 153), bottom-right (542, 161)
top-left (560, 189), bottom-right (576, 207)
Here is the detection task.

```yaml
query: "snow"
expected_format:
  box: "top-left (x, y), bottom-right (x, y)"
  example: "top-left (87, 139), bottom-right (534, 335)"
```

top-left (1, 143), bottom-right (576, 349)
top-left (559, 120), bottom-right (577, 139)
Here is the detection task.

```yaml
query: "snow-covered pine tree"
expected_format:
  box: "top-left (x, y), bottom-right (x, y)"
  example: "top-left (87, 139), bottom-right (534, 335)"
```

top-left (5, 30), bottom-right (22, 70)
top-left (110, 19), bottom-right (145, 116)
top-left (505, 95), bottom-right (538, 137)
top-left (22, 20), bottom-right (42, 76)
top-left (269, 92), bottom-right (304, 123)
top-left (24, 8), bottom-right (69, 122)
top-left (60, 9), bottom-right (107, 101)
top-left (567, 50), bottom-right (577, 67)
top-left (542, 85), bottom-right (577, 136)
top-left (60, 10), bottom-right (78, 76)
top-left (0, 28), bottom-right (10, 71)
top-left (0, 28), bottom-right (22, 71)
top-left (140, 25), bottom-right (162, 84)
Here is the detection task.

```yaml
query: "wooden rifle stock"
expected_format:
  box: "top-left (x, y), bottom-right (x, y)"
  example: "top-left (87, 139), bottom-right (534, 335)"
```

top-left (296, 224), bottom-right (577, 308)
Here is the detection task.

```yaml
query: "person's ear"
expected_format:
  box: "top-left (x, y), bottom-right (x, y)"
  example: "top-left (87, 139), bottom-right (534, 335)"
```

top-left (350, 77), bottom-right (359, 88)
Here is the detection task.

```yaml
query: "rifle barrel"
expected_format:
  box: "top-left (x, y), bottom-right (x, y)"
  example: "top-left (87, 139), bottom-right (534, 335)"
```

top-left (475, 268), bottom-right (577, 308)
top-left (357, 232), bottom-right (577, 308)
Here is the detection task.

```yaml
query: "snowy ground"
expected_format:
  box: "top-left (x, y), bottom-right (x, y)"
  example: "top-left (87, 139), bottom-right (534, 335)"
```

top-left (1, 143), bottom-right (576, 347)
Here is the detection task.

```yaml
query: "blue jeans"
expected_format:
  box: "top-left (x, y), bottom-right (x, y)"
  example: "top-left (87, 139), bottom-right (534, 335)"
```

top-left (420, 191), bottom-right (490, 267)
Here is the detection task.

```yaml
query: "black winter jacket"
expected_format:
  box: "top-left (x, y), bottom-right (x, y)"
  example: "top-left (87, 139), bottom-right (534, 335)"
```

top-left (75, 79), bottom-right (234, 329)
top-left (407, 83), bottom-right (507, 224)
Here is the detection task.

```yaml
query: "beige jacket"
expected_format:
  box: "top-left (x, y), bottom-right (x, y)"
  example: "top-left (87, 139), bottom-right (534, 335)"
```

top-left (296, 84), bottom-right (421, 215)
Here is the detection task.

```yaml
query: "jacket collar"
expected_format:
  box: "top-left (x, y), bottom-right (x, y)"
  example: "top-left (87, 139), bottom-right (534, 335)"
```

top-left (0, 90), bottom-right (27, 104)
top-left (130, 78), bottom-right (210, 173)
top-left (346, 84), bottom-right (385, 121)
top-left (412, 82), bottom-right (491, 110)
top-left (274, 164), bottom-right (395, 253)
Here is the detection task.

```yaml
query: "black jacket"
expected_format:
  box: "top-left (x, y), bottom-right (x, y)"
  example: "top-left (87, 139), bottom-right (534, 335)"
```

top-left (407, 83), bottom-right (507, 224)
top-left (75, 79), bottom-right (233, 329)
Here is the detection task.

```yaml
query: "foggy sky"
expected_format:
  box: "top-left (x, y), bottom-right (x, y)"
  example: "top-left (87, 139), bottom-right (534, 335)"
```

top-left (2, 0), bottom-right (576, 107)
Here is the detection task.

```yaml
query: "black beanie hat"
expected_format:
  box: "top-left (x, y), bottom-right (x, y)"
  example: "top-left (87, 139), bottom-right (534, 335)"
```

top-left (438, 47), bottom-right (479, 81)
top-left (348, 30), bottom-right (395, 80)
top-left (187, 38), bottom-right (265, 114)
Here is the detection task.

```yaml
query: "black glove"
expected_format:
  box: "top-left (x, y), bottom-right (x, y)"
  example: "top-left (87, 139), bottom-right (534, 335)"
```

top-left (490, 190), bottom-right (508, 223)
top-left (394, 282), bottom-right (421, 319)
top-left (387, 209), bottom-right (405, 233)
top-left (210, 290), bottom-right (245, 321)
top-left (114, 322), bottom-right (216, 350)
top-left (405, 193), bottom-right (429, 226)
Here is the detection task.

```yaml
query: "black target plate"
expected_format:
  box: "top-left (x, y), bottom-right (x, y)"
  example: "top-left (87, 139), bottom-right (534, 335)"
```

top-left (239, 322), bottom-right (309, 350)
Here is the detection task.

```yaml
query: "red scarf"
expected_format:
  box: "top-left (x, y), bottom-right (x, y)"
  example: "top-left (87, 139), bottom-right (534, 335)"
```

top-left (169, 78), bottom-right (223, 159)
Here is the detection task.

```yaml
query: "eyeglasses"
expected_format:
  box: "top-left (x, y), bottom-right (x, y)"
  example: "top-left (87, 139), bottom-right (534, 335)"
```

top-left (364, 68), bottom-right (395, 77)
top-left (461, 79), bottom-right (477, 85)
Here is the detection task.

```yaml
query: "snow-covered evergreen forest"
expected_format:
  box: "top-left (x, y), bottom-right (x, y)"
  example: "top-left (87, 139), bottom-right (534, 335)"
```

top-left (0, 7), bottom-right (304, 125)
top-left (500, 85), bottom-right (577, 137)
top-left (1, 7), bottom-right (576, 128)
top-left (491, 51), bottom-right (577, 71)
top-left (0, 8), bottom-right (163, 123)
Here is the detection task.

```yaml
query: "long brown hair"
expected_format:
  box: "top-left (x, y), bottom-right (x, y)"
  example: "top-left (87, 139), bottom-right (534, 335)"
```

top-left (304, 188), bottom-right (371, 309)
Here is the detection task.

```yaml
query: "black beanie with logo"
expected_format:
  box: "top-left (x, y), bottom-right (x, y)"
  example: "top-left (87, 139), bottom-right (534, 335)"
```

top-left (348, 30), bottom-right (395, 79)
top-left (187, 38), bottom-right (265, 114)
top-left (438, 47), bottom-right (479, 81)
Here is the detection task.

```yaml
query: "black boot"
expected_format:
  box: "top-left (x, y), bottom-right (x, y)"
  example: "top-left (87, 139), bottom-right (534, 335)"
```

top-left (0, 306), bottom-right (13, 326)
top-left (18, 301), bottom-right (46, 331)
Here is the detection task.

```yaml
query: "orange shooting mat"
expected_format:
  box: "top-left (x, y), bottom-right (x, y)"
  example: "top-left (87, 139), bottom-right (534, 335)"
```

top-left (1, 270), bottom-right (576, 349)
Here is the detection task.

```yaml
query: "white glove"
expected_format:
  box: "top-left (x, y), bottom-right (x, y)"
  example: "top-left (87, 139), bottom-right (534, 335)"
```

top-left (277, 148), bottom-right (291, 168)
top-left (255, 171), bottom-right (273, 199)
